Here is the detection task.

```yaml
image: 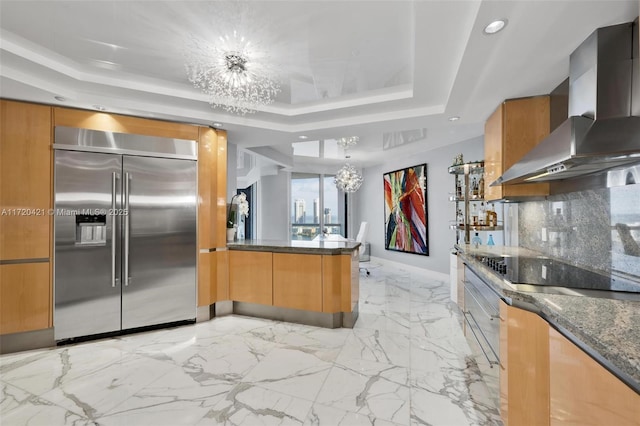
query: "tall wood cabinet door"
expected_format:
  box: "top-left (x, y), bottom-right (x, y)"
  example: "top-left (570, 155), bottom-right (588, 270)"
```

top-left (196, 127), bottom-right (227, 250)
top-left (505, 304), bottom-right (550, 426)
top-left (215, 132), bottom-right (228, 248)
top-left (501, 97), bottom-right (550, 198)
top-left (198, 127), bottom-right (217, 250)
top-left (0, 101), bottom-right (52, 260)
top-left (549, 328), bottom-right (640, 426)
top-left (484, 104), bottom-right (503, 201)
top-left (483, 97), bottom-right (551, 201)
top-left (0, 263), bottom-right (50, 334)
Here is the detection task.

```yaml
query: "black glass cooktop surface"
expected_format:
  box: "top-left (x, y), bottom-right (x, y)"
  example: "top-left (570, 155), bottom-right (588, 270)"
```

top-left (474, 255), bottom-right (640, 295)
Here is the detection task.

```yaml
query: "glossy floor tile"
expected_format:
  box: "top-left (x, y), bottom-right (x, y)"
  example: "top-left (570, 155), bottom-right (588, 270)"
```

top-left (0, 262), bottom-right (501, 425)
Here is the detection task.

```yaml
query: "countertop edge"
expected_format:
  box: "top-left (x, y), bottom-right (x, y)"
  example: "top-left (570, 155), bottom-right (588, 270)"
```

top-left (227, 241), bottom-right (360, 255)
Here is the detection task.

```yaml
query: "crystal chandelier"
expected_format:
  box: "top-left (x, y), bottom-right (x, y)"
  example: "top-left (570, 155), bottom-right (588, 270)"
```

top-left (335, 163), bottom-right (364, 193)
top-left (334, 136), bottom-right (364, 193)
top-left (185, 31), bottom-right (281, 115)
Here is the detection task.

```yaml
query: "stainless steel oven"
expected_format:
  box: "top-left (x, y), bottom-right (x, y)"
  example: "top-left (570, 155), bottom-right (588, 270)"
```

top-left (462, 266), bottom-right (501, 406)
top-left (463, 266), bottom-right (500, 367)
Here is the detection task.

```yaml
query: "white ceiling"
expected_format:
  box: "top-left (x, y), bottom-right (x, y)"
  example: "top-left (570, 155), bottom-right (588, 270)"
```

top-left (1, 0), bottom-right (638, 169)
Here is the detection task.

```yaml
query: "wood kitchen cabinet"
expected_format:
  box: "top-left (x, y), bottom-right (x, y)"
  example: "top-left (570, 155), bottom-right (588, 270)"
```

top-left (197, 127), bottom-right (228, 306)
top-left (198, 127), bottom-right (218, 253)
top-left (500, 302), bottom-right (640, 426)
top-left (0, 263), bottom-right (50, 334)
top-left (500, 301), bottom-right (550, 426)
top-left (549, 327), bottom-right (640, 426)
top-left (0, 100), bottom-right (52, 261)
top-left (322, 254), bottom-right (346, 314)
top-left (484, 96), bottom-right (551, 201)
top-left (54, 107), bottom-right (200, 140)
top-left (226, 246), bottom-right (359, 326)
top-left (229, 250), bottom-right (273, 305)
top-left (198, 251), bottom-right (215, 307)
top-left (273, 253), bottom-right (323, 312)
top-left (0, 100), bottom-right (53, 336)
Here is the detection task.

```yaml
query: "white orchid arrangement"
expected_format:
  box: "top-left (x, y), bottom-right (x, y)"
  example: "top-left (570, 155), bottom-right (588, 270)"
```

top-left (227, 192), bottom-right (249, 228)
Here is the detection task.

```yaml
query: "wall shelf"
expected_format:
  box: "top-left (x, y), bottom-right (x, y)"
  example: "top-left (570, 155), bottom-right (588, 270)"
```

top-left (448, 160), bottom-right (503, 245)
top-left (449, 224), bottom-right (504, 231)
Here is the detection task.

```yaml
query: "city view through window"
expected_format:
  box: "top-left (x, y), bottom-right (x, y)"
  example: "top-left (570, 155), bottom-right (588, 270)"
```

top-left (291, 174), bottom-right (344, 240)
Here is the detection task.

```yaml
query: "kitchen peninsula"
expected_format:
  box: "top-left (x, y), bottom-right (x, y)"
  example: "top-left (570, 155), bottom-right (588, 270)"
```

top-left (222, 240), bottom-right (361, 328)
top-left (455, 244), bottom-right (640, 425)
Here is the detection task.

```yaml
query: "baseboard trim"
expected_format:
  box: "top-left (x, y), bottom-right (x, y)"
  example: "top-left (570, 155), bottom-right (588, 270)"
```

top-left (0, 328), bottom-right (55, 354)
top-left (196, 305), bottom-right (215, 322)
top-left (233, 302), bottom-right (352, 329)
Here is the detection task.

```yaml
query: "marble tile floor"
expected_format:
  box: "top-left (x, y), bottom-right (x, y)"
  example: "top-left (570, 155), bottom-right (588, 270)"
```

top-left (0, 263), bottom-right (502, 426)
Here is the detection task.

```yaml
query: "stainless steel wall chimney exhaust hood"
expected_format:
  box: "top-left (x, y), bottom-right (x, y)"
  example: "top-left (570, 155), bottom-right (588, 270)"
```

top-left (494, 21), bottom-right (640, 186)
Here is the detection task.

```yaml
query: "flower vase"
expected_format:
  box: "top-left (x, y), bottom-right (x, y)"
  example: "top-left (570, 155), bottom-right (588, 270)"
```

top-left (226, 228), bottom-right (235, 243)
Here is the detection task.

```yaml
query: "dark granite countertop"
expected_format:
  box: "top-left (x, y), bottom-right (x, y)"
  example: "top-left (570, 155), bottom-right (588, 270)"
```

top-left (228, 239), bottom-right (360, 255)
top-left (456, 244), bottom-right (640, 393)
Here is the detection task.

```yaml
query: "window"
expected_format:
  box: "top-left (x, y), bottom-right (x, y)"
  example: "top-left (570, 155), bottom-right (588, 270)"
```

top-left (291, 173), bottom-right (345, 240)
top-left (323, 175), bottom-right (342, 235)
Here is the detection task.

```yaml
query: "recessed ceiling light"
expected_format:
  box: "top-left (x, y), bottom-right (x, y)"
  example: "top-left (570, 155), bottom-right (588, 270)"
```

top-left (93, 105), bottom-right (107, 111)
top-left (483, 19), bottom-right (508, 35)
top-left (448, 116), bottom-right (460, 122)
top-left (213, 122), bottom-right (223, 128)
top-left (298, 135), bottom-right (308, 140)
top-left (54, 96), bottom-right (66, 102)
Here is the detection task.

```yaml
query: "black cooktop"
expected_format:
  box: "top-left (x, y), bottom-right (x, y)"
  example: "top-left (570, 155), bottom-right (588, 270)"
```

top-left (475, 255), bottom-right (640, 294)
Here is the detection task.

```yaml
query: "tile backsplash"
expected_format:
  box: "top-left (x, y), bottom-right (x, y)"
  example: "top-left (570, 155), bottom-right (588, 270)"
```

top-left (518, 183), bottom-right (640, 280)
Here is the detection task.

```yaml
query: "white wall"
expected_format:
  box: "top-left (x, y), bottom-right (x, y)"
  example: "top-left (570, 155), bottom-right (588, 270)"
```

top-left (354, 136), bottom-right (484, 274)
top-left (257, 169), bottom-right (290, 240)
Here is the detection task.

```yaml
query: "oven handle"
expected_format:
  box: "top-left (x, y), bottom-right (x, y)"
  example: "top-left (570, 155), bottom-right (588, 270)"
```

top-left (465, 282), bottom-right (500, 320)
top-left (463, 310), bottom-right (499, 366)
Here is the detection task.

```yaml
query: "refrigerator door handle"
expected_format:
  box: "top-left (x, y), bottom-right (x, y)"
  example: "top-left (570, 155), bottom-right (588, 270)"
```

top-left (124, 172), bottom-right (130, 286)
top-left (111, 172), bottom-right (119, 288)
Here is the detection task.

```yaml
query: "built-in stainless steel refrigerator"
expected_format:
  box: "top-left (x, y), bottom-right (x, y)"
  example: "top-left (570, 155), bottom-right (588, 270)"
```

top-left (53, 127), bottom-right (197, 341)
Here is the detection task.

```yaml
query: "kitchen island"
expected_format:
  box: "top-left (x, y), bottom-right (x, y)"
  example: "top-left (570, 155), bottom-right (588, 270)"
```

top-left (221, 239), bottom-right (361, 328)
top-left (456, 244), bottom-right (640, 425)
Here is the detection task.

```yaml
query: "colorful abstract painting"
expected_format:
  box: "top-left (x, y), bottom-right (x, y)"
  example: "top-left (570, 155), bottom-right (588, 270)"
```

top-left (383, 164), bottom-right (428, 255)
